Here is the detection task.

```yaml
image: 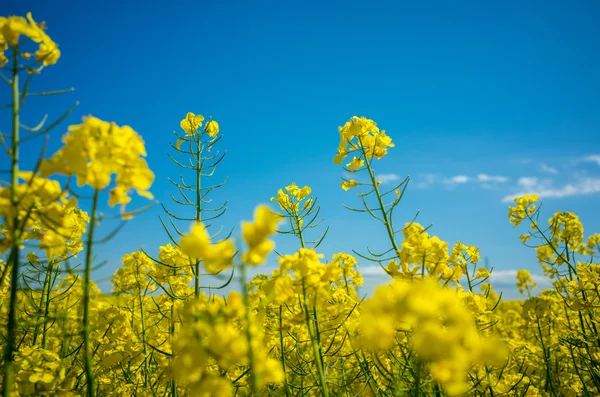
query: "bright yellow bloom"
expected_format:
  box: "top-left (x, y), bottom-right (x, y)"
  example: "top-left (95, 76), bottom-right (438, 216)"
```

top-left (270, 183), bottom-right (312, 212)
top-left (341, 180), bottom-right (358, 191)
top-left (13, 346), bottom-right (71, 394)
top-left (520, 233), bottom-right (531, 244)
top-left (205, 119), bottom-right (219, 137)
top-left (40, 116), bottom-right (154, 214)
top-left (172, 291), bottom-right (283, 394)
top-left (588, 233), bottom-right (600, 253)
top-left (0, 12), bottom-right (60, 67)
top-left (475, 267), bottom-right (490, 279)
top-left (346, 156), bottom-right (364, 170)
top-left (466, 245), bottom-right (480, 263)
top-left (180, 112), bottom-right (205, 136)
top-left (334, 116), bottom-right (394, 164)
top-left (295, 185), bottom-right (311, 200)
top-left (508, 194), bottom-right (539, 227)
top-left (112, 251), bottom-right (157, 293)
top-left (548, 211), bottom-right (585, 253)
top-left (0, 172), bottom-right (88, 257)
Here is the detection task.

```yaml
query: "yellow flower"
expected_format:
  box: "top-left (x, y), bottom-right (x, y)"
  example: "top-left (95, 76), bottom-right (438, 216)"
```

top-left (520, 233), bottom-right (531, 244)
top-left (346, 156), bottom-right (364, 170)
top-left (0, 172), bottom-right (88, 258)
top-left (0, 12), bottom-right (60, 67)
top-left (113, 251), bottom-right (157, 293)
top-left (242, 205), bottom-right (280, 247)
top-left (466, 245), bottom-right (480, 263)
top-left (205, 119), bottom-right (219, 137)
top-left (295, 185), bottom-right (311, 200)
top-left (241, 205), bottom-right (281, 265)
top-left (180, 222), bottom-right (235, 272)
top-left (334, 116), bottom-right (394, 164)
top-left (516, 269), bottom-right (537, 294)
top-left (341, 180), bottom-right (358, 191)
top-left (180, 222), bottom-right (212, 260)
top-left (475, 267), bottom-right (490, 279)
top-left (40, 116), bottom-right (154, 214)
top-left (588, 233), bottom-right (600, 253)
top-left (180, 112), bottom-right (204, 135)
top-left (358, 278), bottom-right (507, 394)
top-left (508, 194), bottom-right (539, 227)
top-left (270, 183), bottom-right (312, 213)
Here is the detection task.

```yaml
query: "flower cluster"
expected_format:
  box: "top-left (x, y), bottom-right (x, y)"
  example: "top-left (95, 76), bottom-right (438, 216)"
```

top-left (172, 291), bottom-right (284, 395)
top-left (179, 112), bottom-right (219, 137)
top-left (41, 116), bottom-right (154, 215)
top-left (179, 222), bottom-right (235, 273)
top-left (12, 346), bottom-right (75, 396)
top-left (0, 12), bottom-right (60, 67)
top-left (358, 277), bottom-right (507, 395)
top-left (240, 205), bottom-right (281, 265)
top-left (0, 172), bottom-right (88, 258)
top-left (333, 116), bottom-right (395, 165)
top-left (384, 223), bottom-right (476, 282)
top-left (508, 193), bottom-right (539, 228)
top-left (270, 182), bottom-right (311, 213)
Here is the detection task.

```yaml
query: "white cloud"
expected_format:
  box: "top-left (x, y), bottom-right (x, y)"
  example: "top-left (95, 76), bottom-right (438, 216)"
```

top-left (540, 163), bottom-right (558, 174)
top-left (445, 174), bottom-right (509, 185)
top-left (477, 174), bottom-right (509, 183)
top-left (487, 269), bottom-right (550, 287)
top-left (445, 175), bottom-right (470, 184)
top-left (502, 177), bottom-right (600, 202)
top-left (415, 173), bottom-right (437, 188)
top-left (516, 177), bottom-right (539, 189)
top-left (356, 267), bottom-right (553, 293)
top-left (581, 155), bottom-right (600, 166)
top-left (358, 265), bottom-right (389, 277)
top-left (377, 173), bottom-right (400, 185)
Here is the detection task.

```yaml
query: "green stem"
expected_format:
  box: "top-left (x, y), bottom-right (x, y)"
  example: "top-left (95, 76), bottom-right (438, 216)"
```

top-left (240, 262), bottom-right (259, 395)
top-left (279, 306), bottom-right (291, 397)
top-left (412, 359), bottom-right (422, 397)
top-left (194, 133), bottom-right (202, 298)
top-left (32, 262), bottom-right (53, 346)
top-left (359, 137), bottom-right (401, 259)
top-left (302, 281), bottom-right (329, 397)
top-left (40, 262), bottom-right (56, 349)
top-left (535, 316), bottom-right (556, 396)
top-left (170, 268), bottom-right (178, 396)
top-left (82, 189), bottom-right (99, 397)
top-left (464, 258), bottom-right (473, 292)
top-left (2, 48), bottom-right (21, 397)
top-left (293, 211), bottom-right (306, 249)
top-left (60, 294), bottom-right (72, 359)
top-left (136, 276), bottom-right (149, 387)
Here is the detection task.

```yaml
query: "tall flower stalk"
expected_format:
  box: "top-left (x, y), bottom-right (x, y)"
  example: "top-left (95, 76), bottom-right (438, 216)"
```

top-left (159, 112), bottom-right (230, 298)
top-left (0, 14), bottom-right (66, 395)
top-left (335, 116), bottom-right (410, 267)
top-left (41, 117), bottom-right (155, 396)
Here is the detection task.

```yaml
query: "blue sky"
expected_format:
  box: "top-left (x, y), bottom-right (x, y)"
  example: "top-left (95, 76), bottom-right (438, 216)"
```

top-left (3, 0), bottom-right (600, 299)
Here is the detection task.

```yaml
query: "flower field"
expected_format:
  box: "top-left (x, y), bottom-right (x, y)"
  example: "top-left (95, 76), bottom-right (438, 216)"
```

top-left (2, 11), bottom-right (600, 397)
